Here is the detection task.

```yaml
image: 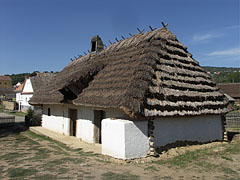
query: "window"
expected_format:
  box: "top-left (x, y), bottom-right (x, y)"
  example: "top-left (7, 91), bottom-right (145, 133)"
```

top-left (91, 41), bottom-right (96, 52)
top-left (48, 108), bottom-right (51, 116)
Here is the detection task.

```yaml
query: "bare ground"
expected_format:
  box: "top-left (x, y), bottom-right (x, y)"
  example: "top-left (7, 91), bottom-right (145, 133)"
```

top-left (0, 125), bottom-right (239, 180)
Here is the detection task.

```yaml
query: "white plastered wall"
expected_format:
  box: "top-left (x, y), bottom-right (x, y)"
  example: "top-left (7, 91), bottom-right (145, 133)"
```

top-left (76, 107), bottom-right (127, 143)
top-left (153, 115), bottom-right (223, 147)
top-left (42, 104), bottom-right (78, 136)
top-left (102, 118), bottom-right (149, 159)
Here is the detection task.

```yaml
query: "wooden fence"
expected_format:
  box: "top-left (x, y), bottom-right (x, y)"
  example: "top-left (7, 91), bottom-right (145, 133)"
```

top-left (0, 116), bottom-right (15, 126)
top-left (225, 113), bottom-right (240, 132)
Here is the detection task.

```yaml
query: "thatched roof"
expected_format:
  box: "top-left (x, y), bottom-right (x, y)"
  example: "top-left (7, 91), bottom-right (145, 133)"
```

top-left (29, 73), bottom-right (55, 92)
top-left (29, 27), bottom-right (228, 118)
top-left (217, 83), bottom-right (240, 99)
top-left (0, 76), bottom-right (11, 81)
top-left (0, 88), bottom-right (15, 99)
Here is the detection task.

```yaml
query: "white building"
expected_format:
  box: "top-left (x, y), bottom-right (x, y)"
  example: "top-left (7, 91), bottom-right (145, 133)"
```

top-left (30, 28), bottom-right (229, 159)
top-left (17, 73), bottom-right (54, 112)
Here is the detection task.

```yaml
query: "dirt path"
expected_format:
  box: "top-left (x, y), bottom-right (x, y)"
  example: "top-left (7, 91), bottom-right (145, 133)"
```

top-left (0, 126), bottom-right (239, 180)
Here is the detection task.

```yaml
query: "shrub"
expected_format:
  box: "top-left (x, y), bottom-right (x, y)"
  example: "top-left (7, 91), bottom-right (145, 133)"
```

top-left (25, 109), bottom-right (41, 126)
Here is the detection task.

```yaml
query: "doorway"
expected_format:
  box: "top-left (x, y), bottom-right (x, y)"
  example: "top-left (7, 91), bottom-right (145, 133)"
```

top-left (69, 109), bottom-right (77, 136)
top-left (94, 110), bottom-right (106, 144)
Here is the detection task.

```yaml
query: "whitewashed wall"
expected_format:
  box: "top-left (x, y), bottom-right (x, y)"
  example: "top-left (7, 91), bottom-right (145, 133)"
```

top-left (22, 78), bottom-right (33, 93)
top-left (76, 106), bottom-right (95, 143)
top-left (154, 115), bottom-right (223, 147)
top-left (76, 107), bottom-right (127, 143)
top-left (42, 104), bottom-right (77, 135)
top-left (102, 118), bottom-right (149, 159)
top-left (21, 94), bottom-right (33, 107)
top-left (20, 78), bottom-right (34, 110)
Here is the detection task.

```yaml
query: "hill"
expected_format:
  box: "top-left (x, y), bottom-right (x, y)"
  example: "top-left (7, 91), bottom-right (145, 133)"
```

top-left (4, 67), bottom-right (240, 86)
top-left (202, 66), bottom-right (240, 83)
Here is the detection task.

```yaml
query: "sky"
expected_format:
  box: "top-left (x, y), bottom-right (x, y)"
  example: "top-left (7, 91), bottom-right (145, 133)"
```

top-left (0, 0), bottom-right (239, 75)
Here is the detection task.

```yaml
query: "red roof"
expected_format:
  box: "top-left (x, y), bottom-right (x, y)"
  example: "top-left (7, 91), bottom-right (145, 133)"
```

top-left (0, 76), bottom-right (11, 81)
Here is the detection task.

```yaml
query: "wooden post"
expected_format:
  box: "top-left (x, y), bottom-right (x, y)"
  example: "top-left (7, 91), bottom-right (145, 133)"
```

top-left (148, 118), bottom-right (157, 156)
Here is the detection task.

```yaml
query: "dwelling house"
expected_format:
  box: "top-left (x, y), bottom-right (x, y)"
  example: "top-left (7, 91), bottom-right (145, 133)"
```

top-left (30, 27), bottom-right (228, 159)
top-left (0, 75), bottom-right (12, 88)
top-left (15, 83), bottom-right (24, 111)
top-left (20, 73), bottom-right (54, 112)
top-left (217, 83), bottom-right (240, 103)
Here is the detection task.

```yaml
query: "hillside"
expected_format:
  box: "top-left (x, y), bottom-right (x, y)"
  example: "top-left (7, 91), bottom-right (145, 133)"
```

top-left (4, 67), bottom-right (240, 86)
top-left (202, 66), bottom-right (240, 83)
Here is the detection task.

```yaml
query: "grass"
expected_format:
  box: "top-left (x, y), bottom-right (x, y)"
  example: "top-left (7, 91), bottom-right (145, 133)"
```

top-left (7, 111), bottom-right (27, 117)
top-left (101, 172), bottom-right (139, 180)
top-left (144, 166), bottom-right (158, 172)
top-left (8, 167), bottom-right (38, 179)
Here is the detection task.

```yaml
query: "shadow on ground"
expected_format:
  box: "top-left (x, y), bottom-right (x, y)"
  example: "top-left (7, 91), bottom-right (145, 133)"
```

top-left (0, 123), bottom-right (28, 138)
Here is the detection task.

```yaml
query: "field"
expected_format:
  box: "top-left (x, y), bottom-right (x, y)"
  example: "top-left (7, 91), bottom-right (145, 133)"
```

top-left (0, 126), bottom-right (240, 180)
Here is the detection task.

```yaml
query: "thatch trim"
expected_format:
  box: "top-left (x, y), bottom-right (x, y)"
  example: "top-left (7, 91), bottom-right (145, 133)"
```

top-left (147, 98), bottom-right (228, 107)
top-left (149, 86), bottom-right (223, 97)
top-left (144, 108), bottom-right (229, 117)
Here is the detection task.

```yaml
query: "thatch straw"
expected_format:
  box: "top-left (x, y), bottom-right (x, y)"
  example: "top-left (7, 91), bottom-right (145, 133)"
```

top-left (29, 27), bottom-right (228, 118)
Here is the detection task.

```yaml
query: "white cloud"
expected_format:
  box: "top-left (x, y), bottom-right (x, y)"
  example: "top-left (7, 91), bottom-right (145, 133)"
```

top-left (208, 47), bottom-right (240, 56)
top-left (192, 32), bottom-right (223, 42)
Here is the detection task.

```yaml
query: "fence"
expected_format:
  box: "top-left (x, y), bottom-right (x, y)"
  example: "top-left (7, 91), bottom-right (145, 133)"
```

top-left (0, 116), bottom-right (15, 126)
top-left (225, 113), bottom-right (240, 132)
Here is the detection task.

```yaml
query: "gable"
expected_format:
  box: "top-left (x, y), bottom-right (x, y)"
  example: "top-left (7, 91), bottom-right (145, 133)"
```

top-left (22, 78), bottom-right (34, 94)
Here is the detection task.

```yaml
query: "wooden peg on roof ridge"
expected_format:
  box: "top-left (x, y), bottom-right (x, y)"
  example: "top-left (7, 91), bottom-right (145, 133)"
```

top-left (129, 33), bottom-right (133, 37)
top-left (121, 36), bottom-right (125, 40)
top-left (115, 38), bottom-right (119, 42)
top-left (137, 28), bottom-right (145, 34)
top-left (149, 25), bottom-right (156, 31)
top-left (161, 22), bottom-right (168, 28)
top-left (84, 52), bottom-right (87, 55)
top-left (109, 40), bottom-right (112, 44)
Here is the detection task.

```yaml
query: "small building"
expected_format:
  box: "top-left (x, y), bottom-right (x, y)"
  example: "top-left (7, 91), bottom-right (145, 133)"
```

top-left (217, 83), bottom-right (240, 103)
top-left (15, 83), bottom-right (24, 111)
top-left (20, 73), bottom-right (54, 112)
top-left (0, 76), bottom-right (12, 88)
top-left (30, 27), bottom-right (228, 159)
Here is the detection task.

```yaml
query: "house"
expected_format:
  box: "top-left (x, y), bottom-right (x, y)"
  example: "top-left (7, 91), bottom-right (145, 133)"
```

top-left (0, 75), bottom-right (12, 88)
top-left (217, 83), bottom-right (240, 103)
top-left (20, 72), bottom-right (54, 112)
top-left (15, 83), bottom-right (24, 111)
top-left (0, 88), bottom-right (15, 102)
top-left (29, 27), bottom-right (228, 159)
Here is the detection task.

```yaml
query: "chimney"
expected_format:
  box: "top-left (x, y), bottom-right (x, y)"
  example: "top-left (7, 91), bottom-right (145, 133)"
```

top-left (91, 35), bottom-right (104, 53)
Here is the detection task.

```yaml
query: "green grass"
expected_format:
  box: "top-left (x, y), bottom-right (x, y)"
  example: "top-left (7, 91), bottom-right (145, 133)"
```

top-left (155, 148), bottom-right (210, 167)
top-left (33, 174), bottom-right (57, 180)
top-left (101, 172), bottom-right (139, 180)
top-left (8, 111), bottom-right (27, 117)
top-left (144, 166), bottom-right (158, 172)
top-left (8, 167), bottom-right (38, 179)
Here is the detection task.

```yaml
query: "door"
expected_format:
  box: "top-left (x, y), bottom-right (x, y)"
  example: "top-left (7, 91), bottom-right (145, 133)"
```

top-left (69, 109), bottom-right (77, 136)
top-left (94, 110), bottom-right (106, 143)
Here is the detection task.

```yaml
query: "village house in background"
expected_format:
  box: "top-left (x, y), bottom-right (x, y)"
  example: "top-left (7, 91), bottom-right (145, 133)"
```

top-left (217, 83), bottom-right (240, 103)
top-left (0, 75), bottom-right (15, 110)
top-left (30, 27), bottom-right (229, 159)
top-left (217, 83), bottom-right (240, 111)
top-left (17, 72), bottom-right (54, 112)
top-left (0, 75), bottom-right (12, 88)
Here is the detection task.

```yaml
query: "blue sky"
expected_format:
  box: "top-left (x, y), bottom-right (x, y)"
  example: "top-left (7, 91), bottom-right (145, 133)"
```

top-left (0, 0), bottom-right (239, 75)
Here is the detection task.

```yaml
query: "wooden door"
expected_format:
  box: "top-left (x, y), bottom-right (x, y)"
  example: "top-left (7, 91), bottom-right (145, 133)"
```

top-left (94, 110), bottom-right (106, 143)
top-left (69, 109), bottom-right (77, 136)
